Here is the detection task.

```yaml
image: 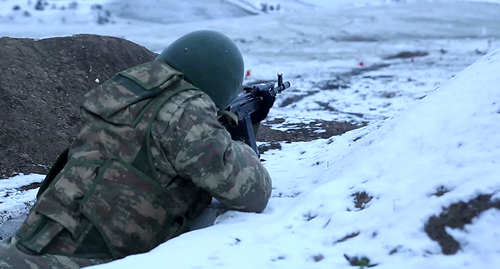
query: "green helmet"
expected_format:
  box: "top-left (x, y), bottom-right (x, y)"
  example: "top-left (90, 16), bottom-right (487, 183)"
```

top-left (156, 30), bottom-right (244, 109)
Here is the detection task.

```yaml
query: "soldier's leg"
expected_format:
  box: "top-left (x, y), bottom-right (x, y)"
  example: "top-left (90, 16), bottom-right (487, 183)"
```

top-left (0, 236), bottom-right (112, 269)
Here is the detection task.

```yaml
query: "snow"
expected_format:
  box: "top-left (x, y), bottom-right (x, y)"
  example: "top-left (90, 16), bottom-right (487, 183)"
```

top-left (0, 174), bottom-right (44, 190)
top-left (0, 174), bottom-right (44, 222)
top-left (1, 0), bottom-right (500, 268)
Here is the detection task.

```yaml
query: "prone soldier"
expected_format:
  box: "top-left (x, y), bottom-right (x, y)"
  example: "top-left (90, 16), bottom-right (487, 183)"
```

top-left (0, 30), bottom-right (276, 269)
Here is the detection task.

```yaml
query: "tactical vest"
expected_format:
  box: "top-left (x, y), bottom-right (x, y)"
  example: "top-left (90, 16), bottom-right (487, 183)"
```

top-left (15, 61), bottom-right (212, 261)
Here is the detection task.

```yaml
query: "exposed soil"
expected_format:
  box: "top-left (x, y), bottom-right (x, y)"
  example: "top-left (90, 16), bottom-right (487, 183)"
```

top-left (257, 118), bottom-right (362, 144)
top-left (258, 142), bottom-right (282, 155)
top-left (0, 34), bottom-right (157, 178)
top-left (339, 63), bottom-right (392, 78)
top-left (424, 194), bottom-right (500, 255)
top-left (383, 51), bottom-right (429, 59)
top-left (280, 93), bottom-right (313, 107)
top-left (314, 79), bottom-right (350, 91)
top-left (351, 191), bottom-right (373, 210)
top-left (334, 231), bottom-right (360, 244)
top-left (18, 182), bottom-right (42, 191)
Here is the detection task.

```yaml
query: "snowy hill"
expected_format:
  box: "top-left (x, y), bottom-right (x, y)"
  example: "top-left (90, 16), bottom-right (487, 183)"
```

top-left (85, 48), bottom-right (500, 269)
top-left (2, 0), bottom-right (500, 26)
top-left (0, 0), bottom-right (377, 25)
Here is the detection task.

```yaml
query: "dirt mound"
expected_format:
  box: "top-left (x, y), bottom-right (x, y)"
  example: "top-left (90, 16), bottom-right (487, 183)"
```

top-left (0, 34), bottom-right (157, 178)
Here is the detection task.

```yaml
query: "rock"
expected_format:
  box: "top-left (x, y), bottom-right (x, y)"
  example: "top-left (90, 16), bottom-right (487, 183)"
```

top-left (0, 34), bottom-right (157, 178)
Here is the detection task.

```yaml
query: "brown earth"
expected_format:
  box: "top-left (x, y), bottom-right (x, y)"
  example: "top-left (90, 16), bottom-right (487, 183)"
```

top-left (0, 34), bottom-right (361, 179)
top-left (0, 34), bottom-right (157, 178)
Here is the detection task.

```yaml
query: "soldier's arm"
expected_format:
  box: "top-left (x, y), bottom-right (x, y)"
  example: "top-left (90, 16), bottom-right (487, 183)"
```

top-left (160, 92), bottom-right (272, 213)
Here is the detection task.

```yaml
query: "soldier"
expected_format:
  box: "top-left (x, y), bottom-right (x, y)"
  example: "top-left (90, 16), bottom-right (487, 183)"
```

top-left (0, 30), bottom-right (274, 268)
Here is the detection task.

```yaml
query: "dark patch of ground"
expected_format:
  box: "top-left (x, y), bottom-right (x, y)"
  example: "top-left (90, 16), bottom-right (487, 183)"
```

top-left (424, 194), bottom-right (500, 255)
top-left (377, 91), bottom-right (399, 99)
top-left (272, 191), bottom-right (302, 198)
top-left (430, 185), bottom-right (453, 197)
top-left (303, 211), bottom-right (318, 221)
top-left (312, 254), bottom-right (324, 262)
top-left (270, 255), bottom-right (286, 262)
top-left (314, 78), bottom-right (350, 91)
top-left (258, 142), bottom-right (282, 155)
top-left (18, 182), bottom-right (43, 191)
top-left (279, 93), bottom-right (313, 107)
top-left (334, 231), bottom-right (360, 244)
top-left (383, 51), bottom-right (429, 60)
top-left (256, 118), bottom-right (362, 143)
top-left (0, 34), bottom-right (157, 178)
top-left (339, 63), bottom-right (391, 78)
top-left (389, 246), bottom-right (403, 255)
top-left (351, 191), bottom-right (373, 210)
top-left (331, 35), bottom-right (379, 42)
top-left (362, 75), bottom-right (395, 80)
top-left (265, 118), bottom-right (286, 125)
top-left (315, 102), bottom-right (366, 119)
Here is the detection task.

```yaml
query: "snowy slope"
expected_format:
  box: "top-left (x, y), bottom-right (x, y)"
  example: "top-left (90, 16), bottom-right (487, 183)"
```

top-left (0, 0), bottom-right (380, 25)
top-left (0, 0), bottom-right (259, 24)
top-left (84, 48), bottom-right (500, 269)
top-left (0, 0), bottom-right (109, 24)
top-left (2, 0), bottom-right (499, 26)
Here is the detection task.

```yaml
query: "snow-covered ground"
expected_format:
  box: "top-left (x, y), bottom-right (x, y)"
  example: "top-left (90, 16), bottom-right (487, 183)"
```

top-left (1, 0), bottom-right (500, 268)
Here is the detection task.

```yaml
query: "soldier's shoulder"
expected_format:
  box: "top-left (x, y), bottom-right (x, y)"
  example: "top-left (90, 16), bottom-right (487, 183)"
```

top-left (170, 87), bottom-right (216, 111)
top-left (156, 86), bottom-right (216, 122)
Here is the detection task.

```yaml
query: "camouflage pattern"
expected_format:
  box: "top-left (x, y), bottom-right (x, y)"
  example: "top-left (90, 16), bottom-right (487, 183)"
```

top-left (0, 236), bottom-right (111, 269)
top-left (0, 60), bottom-right (272, 268)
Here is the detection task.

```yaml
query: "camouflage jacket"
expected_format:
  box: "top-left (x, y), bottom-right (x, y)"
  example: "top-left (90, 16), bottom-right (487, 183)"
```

top-left (9, 61), bottom-right (272, 265)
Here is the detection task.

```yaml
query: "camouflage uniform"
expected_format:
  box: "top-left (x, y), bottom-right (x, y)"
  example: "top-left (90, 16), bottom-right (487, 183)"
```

top-left (0, 61), bottom-right (272, 268)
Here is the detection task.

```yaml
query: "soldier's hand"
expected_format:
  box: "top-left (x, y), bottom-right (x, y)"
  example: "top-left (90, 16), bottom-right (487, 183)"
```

top-left (251, 90), bottom-right (276, 124)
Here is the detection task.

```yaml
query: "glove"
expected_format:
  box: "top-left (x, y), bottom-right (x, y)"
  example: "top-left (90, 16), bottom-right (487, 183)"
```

top-left (250, 90), bottom-right (276, 125)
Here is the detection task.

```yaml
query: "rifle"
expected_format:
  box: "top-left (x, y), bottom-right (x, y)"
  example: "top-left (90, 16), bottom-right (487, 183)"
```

top-left (218, 73), bottom-right (291, 156)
